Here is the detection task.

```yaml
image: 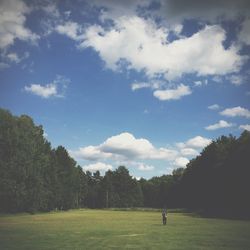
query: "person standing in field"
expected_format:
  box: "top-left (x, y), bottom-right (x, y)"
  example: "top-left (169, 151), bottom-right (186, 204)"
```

top-left (162, 208), bottom-right (167, 225)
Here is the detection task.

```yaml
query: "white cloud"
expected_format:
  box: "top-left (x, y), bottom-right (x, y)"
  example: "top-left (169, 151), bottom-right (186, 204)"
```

top-left (72, 133), bottom-right (213, 175)
top-left (185, 136), bottom-right (212, 148)
top-left (194, 79), bottom-right (208, 87)
top-left (71, 132), bottom-right (178, 162)
top-left (208, 104), bottom-right (220, 110)
top-left (194, 80), bottom-right (202, 86)
top-left (131, 82), bottom-right (151, 91)
top-left (24, 84), bottom-right (57, 98)
top-left (56, 21), bottom-right (84, 41)
top-left (40, 2), bottom-right (60, 18)
top-left (174, 157), bottom-right (189, 168)
top-left (1, 51), bottom-right (29, 68)
top-left (82, 162), bottom-right (113, 172)
top-left (0, 0), bottom-right (39, 49)
top-left (131, 80), bottom-right (165, 91)
top-left (239, 124), bottom-right (250, 131)
top-left (80, 16), bottom-right (244, 80)
top-left (205, 120), bottom-right (234, 130)
top-left (220, 106), bottom-right (250, 118)
top-left (153, 84), bottom-right (192, 101)
top-left (173, 24), bottom-right (183, 35)
top-left (212, 76), bottom-right (223, 83)
top-left (100, 132), bottom-right (178, 160)
top-left (176, 136), bottom-right (211, 157)
top-left (239, 18), bottom-right (250, 45)
top-left (6, 53), bottom-right (21, 63)
top-left (227, 75), bottom-right (243, 86)
top-left (24, 75), bottom-right (70, 99)
top-left (180, 148), bottom-right (199, 156)
top-left (71, 146), bottom-right (113, 161)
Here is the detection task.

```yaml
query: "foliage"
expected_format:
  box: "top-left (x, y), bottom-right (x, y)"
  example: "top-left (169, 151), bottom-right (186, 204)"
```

top-left (1, 108), bottom-right (250, 218)
top-left (0, 109), bottom-right (87, 212)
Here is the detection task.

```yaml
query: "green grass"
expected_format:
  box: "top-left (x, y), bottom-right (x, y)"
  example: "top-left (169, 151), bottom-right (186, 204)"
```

top-left (0, 209), bottom-right (250, 250)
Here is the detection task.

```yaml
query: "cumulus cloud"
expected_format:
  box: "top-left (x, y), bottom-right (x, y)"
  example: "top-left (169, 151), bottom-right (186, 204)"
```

top-left (24, 75), bottom-right (70, 98)
top-left (71, 145), bottom-right (113, 161)
top-left (208, 104), bottom-right (220, 110)
top-left (0, 0), bottom-right (39, 49)
top-left (56, 21), bottom-right (84, 41)
top-left (176, 136), bottom-right (211, 159)
top-left (220, 106), bottom-right (250, 118)
top-left (71, 132), bottom-right (178, 162)
top-left (153, 84), bottom-right (191, 101)
top-left (72, 133), bottom-right (213, 175)
top-left (82, 162), bottom-right (113, 172)
top-left (174, 157), bottom-right (189, 167)
top-left (239, 124), bottom-right (250, 131)
top-left (185, 136), bottom-right (212, 148)
top-left (80, 17), bottom-right (244, 80)
top-left (205, 120), bottom-right (234, 130)
top-left (25, 84), bottom-right (57, 98)
top-left (180, 148), bottom-right (199, 156)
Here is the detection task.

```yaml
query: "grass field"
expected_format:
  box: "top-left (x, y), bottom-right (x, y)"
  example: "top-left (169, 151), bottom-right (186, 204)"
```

top-left (0, 209), bottom-right (250, 250)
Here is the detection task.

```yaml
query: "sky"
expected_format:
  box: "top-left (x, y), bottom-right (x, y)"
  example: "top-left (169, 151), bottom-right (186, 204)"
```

top-left (1, 0), bottom-right (250, 179)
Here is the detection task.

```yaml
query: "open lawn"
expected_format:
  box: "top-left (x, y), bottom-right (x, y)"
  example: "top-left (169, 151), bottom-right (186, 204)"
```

top-left (0, 209), bottom-right (250, 250)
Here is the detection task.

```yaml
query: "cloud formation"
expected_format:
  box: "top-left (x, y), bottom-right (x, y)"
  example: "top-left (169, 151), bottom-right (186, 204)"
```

top-left (81, 18), bottom-right (244, 80)
top-left (72, 132), bottom-right (178, 162)
top-left (153, 84), bottom-right (191, 101)
top-left (0, 0), bottom-right (38, 49)
top-left (71, 132), bottom-right (212, 175)
top-left (205, 120), bottom-right (234, 130)
top-left (25, 84), bottom-right (57, 98)
top-left (181, 136), bottom-right (212, 148)
top-left (24, 75), bottom-right (70, 98)
top-left (180, 148), bottom-right (199, 156)
top-left (208, 104), bottom-right (220, 110)
top-left (220, 106), bottom-right (250, 118)
top-left (56, 21), bottom-right (84, 41)
top-left (174, 157), bottom-right (190, 167)
top-left (239, 124), bottom-right (250, 131)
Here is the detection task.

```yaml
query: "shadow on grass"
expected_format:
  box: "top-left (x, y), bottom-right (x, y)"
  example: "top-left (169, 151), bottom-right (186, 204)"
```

top-left (183, 209), bottom-right (250, 221)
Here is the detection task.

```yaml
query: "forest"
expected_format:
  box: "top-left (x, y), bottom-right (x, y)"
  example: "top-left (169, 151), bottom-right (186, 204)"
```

top-left (0, 108), bottom-right (249, 218)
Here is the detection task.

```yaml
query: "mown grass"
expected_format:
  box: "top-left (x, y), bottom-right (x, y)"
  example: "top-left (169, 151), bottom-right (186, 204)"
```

top-left (0, 209), bottom-right (250, 250)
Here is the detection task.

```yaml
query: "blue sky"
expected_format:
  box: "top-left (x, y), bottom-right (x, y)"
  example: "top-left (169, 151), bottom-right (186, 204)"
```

top-left (1, 0), bottom-right (250, 178)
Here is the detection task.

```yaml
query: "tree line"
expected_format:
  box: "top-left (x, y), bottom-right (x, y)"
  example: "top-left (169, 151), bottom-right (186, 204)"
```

top-left (0, 109), bottom-right (249, 218)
